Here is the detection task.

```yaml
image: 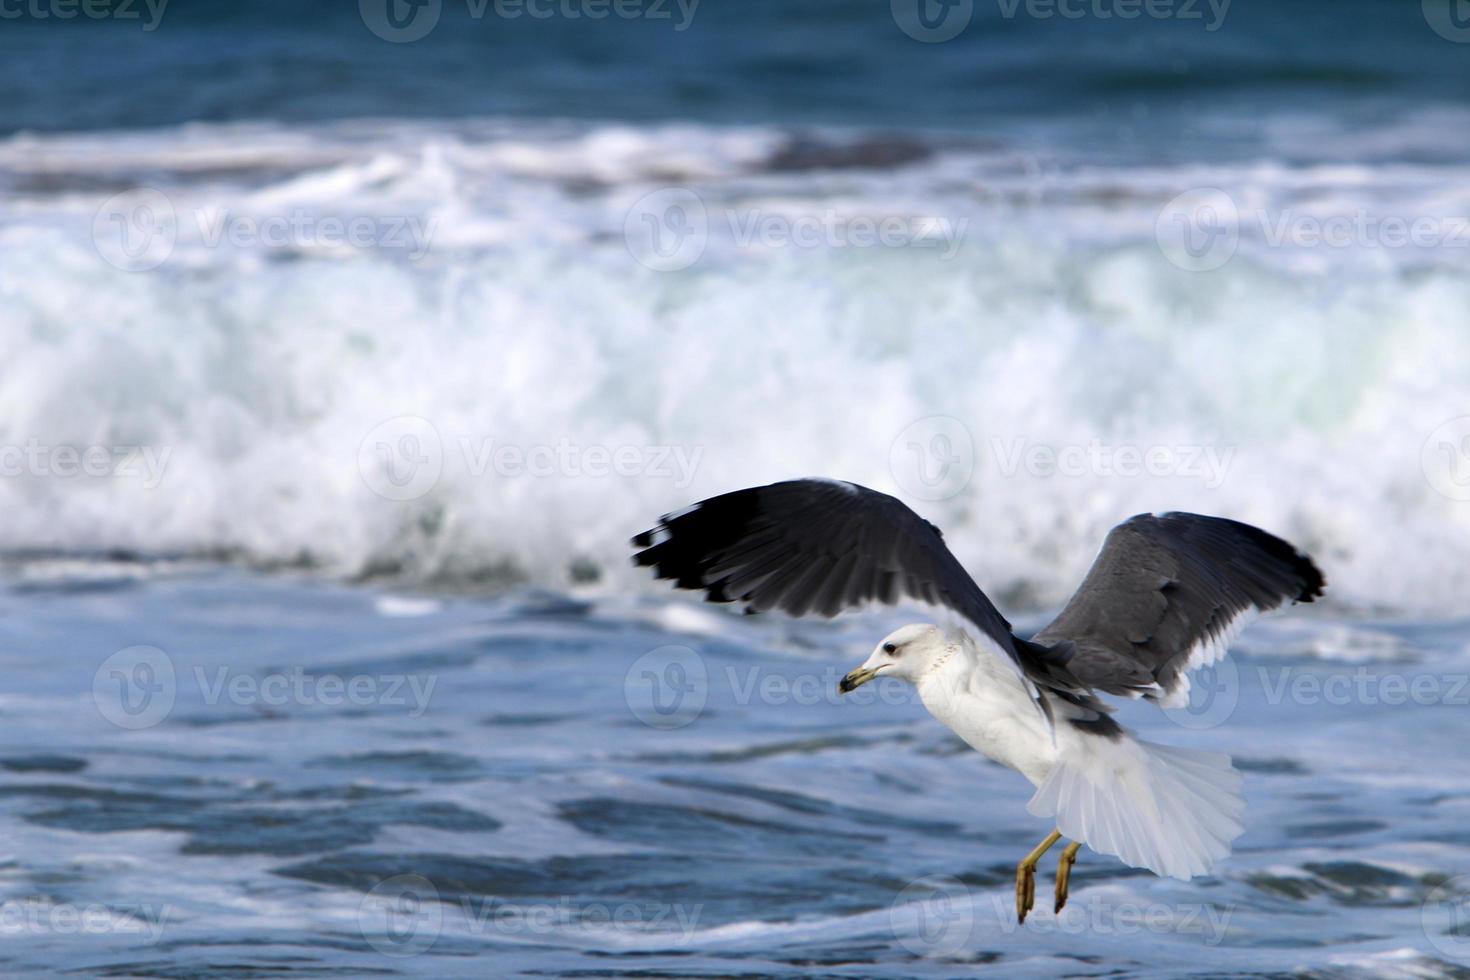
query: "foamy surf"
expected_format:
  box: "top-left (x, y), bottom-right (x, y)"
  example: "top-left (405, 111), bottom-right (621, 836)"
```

top-left (3, 116), bottom-right (1470, 614)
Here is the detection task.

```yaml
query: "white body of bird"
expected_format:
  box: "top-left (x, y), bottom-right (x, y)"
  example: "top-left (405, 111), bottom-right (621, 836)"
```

top-left (913, 628), bottom-right (1056, 785)
top-left (852, 624), bottom-right (1246, 881)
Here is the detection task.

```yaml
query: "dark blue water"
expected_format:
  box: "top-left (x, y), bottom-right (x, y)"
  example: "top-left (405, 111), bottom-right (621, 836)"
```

top-left (5, 0), bottom-right (1470, 158)
top-left (2, 567), bottom-right (1468, 978)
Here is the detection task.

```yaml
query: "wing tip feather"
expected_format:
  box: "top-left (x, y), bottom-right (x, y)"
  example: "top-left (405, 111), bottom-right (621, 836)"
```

top-left (1294, 554), bottom-right (1327, 604)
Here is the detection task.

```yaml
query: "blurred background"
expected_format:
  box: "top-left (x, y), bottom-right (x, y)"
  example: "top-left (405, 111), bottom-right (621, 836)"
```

top-left (2, 2), bottom-right (1470, 977)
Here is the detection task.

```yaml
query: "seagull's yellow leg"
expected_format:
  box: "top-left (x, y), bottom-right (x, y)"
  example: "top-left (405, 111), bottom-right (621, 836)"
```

top-left (1015, 828), bottom-right (1062, 923)
top-left (1054, 841), bottom-right (1083, 914)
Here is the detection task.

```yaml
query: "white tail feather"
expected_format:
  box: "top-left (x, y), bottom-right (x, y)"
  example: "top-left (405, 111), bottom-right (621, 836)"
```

top-left (1026, 734), bottom-right (1246, 880)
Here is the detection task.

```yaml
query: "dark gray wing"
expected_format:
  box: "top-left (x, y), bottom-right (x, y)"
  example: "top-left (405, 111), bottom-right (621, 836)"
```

top-left (631, 478), bottom-right (1019, 660)
top-left (1031, 512), bottom-right (1325, 705)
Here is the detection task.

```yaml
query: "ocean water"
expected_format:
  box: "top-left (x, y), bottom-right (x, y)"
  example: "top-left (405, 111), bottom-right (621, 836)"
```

top-left (1, 567), bottom-right (1469, 978)
top-left (4, 1), bottom-right (1470, 976)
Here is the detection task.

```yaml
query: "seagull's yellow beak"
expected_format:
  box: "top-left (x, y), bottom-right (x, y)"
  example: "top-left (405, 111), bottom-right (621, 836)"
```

top-left (838, 665), bottom-right (881, 694)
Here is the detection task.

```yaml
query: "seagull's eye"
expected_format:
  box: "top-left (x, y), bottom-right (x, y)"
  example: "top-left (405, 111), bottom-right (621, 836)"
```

top-left (882, 642), bottom-right (897, 655)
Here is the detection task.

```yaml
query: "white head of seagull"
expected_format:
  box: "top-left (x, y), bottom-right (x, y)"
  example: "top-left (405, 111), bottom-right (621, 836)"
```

top-left (838, 624), bottom-right (948, 692)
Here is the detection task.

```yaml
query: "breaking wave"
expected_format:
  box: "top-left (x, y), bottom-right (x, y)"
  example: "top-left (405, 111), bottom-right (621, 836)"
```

top-left (3, 115), bottom-right (1470, 613)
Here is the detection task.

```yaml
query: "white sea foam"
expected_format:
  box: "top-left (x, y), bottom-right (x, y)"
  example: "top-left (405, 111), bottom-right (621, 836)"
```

top-left (3, 117), bottom-right (1470, 614)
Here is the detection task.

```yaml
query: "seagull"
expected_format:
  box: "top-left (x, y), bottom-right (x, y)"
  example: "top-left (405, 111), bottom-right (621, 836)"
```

top-left (632, 478), bottom-right (1324, 922)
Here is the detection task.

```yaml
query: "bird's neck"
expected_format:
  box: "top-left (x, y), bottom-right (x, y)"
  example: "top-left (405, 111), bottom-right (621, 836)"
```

top-left (914, 641), bottom-right (971, 711)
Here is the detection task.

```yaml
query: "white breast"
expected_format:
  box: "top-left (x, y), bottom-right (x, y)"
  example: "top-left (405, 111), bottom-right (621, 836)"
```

top-left (914, 633), bottom-right (1058, 787)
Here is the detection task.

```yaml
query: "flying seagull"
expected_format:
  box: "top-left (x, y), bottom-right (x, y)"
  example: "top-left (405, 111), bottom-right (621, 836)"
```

top-left (632, 478), bottom-right (1324, 922)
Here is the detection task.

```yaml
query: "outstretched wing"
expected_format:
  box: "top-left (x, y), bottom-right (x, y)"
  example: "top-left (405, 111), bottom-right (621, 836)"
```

top-left (1031, 512), bottom-right (1325, 706)
top-left (631, 478), bottom-right (1018, 659)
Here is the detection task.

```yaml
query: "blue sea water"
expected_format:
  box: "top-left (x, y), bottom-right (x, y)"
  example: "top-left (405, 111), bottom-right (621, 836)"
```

top-left (1, 0), bottom-right (1468, 149)
top-left (3, 1), bottom-right (1470, 976)
top-left (1, 567), bottom-right (1469, 978)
